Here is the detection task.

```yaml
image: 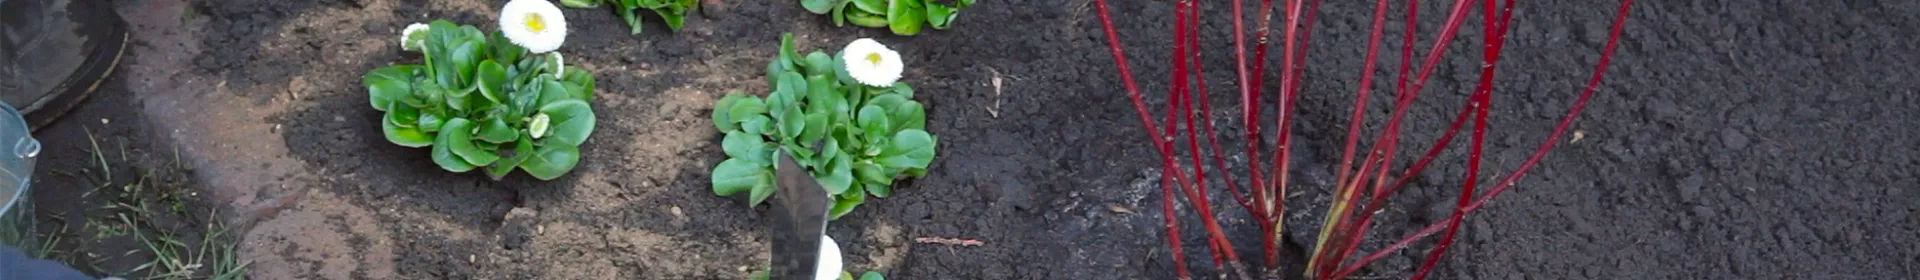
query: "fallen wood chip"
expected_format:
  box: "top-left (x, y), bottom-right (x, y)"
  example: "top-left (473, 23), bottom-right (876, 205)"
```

top-left (987, 68), bottom-right (1004, 118)
top-left (914, 237), bottom-right (984, 247)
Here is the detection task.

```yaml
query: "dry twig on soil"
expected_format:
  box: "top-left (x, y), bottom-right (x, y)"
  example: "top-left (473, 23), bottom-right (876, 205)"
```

top-left (913, 237), bottom-right (985, 247)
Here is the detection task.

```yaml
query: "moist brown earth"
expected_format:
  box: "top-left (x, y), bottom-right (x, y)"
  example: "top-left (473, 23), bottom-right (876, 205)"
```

top-left (18, 0), bottom-right (1919, 279)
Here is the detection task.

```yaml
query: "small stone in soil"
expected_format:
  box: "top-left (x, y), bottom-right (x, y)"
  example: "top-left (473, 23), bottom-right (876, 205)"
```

top-left (1708, 153), bottom-right (1736, 169)
top-left (1471, 218), bottom-right (1493, 243)
top-left (1644, 98), bottom-right (1679, 120)
top-left (906, 201), bottom-right (932, 221)
top-left (1675, 175), bottom-right (1704, 202)
top-left (699, 0), bottom-right (727, 19)
top-left (500, 207), bottom-right (539, 250)
top-left (1602, 140), bottom-right (1631, 161)
top-left (1691, 205), bottom-right (1715, 219)
top-left (1662, 159), bottom-right (1687, 176)
top-left (1721, 129), bottom-right (1750, 150)
top-left (659, 102), bottom-right (681, 115)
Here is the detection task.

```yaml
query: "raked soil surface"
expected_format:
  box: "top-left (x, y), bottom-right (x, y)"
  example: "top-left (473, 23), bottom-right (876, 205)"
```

top-left (18, 0), bottom-right (1918, 279)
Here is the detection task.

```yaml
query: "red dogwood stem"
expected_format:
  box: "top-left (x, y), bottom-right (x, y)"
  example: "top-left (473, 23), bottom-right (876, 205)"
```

top-left (1408, 0), bottom-right (1515, 278)
top-left (1314, 0), bottom-right (1481, 276)
top-left (1090, 0), bottom-right (1196, 277)
top-left (1331, 0), bottom-right (1634, 278)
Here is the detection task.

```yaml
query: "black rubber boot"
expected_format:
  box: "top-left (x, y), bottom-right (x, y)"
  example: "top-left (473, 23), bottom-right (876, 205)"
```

top-left (0, 0), bottom-right (130, 131)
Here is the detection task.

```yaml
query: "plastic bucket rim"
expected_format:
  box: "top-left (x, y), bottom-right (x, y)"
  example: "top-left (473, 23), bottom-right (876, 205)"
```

top-left (0, 101), bottom-right (31, 219)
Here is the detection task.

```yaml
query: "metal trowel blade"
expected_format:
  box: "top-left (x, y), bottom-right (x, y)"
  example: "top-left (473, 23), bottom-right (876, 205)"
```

top-left (769, 149), bottom-right (831, 280)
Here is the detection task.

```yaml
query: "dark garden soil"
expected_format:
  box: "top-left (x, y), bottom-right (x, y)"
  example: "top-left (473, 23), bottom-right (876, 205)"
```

top-left (18, 0), bottom-right (1919, 279)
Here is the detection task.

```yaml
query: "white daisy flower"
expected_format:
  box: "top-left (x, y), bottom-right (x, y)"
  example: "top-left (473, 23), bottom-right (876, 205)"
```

top-left (840, 38), bottom-right (903, 87)
top-left (499, 0), bottom-right (568, 53)
top-left (400, 23), bottom-right (429, 52)
top-left (529, 113), bottom-right (551, 139)
top-left (548, 52), bottom-right (565, 78)
top-left (816, 235), bottom-right (843, 280)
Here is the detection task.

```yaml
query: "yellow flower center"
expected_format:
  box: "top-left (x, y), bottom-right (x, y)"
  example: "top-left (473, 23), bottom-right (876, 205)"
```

top-left (865, 52), bottom-right (883, 66)
top-left (524, 13), bottom-right (547, 33)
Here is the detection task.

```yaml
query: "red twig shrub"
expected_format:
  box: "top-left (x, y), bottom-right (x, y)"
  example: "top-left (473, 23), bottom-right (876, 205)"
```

top-left (1090, 0), bottom-right (1636, 278)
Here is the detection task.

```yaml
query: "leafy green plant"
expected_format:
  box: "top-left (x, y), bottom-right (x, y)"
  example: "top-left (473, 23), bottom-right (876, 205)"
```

top-left (561, 0), bottom-right (698, 34)
top-left (801, 0), bottom-right (975, 36)
top-left (365, 20), bottom-right (598, 180)
top-left (710, 34), bottom-right (936, 219)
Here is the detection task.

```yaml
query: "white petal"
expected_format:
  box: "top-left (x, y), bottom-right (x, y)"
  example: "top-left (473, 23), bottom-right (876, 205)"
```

top-left (500, 0), bottom-right (568, 53)
top-left (842, 38), bottom-right (902, 87)
top-left (877, 47), bottom-right (903, 85)
top-left (816, 235), bottom-right (843, 280)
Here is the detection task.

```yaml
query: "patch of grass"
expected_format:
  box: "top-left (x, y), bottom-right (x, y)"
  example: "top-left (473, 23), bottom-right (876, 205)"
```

top-left (86, 129), bottom-right (112, 184)
top-left (84, 217), bottom-right (126, 239)
top-left (35, 225), bottom-right (64, 259)
top-left (129, 210), bottom-right (250, 280)
top-left (31, 127), bottom-right (250, 279)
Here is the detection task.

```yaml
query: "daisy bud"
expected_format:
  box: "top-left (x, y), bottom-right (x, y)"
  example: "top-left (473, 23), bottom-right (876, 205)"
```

top-left (400, 23), bottom-right (429, 52)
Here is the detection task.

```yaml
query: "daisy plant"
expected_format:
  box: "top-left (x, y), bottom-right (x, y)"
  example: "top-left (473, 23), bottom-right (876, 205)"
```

top-left (560, 0), bottom-right (698, 34)
top-left (711, 34), bottom-right (936, 219)
top-left (365, 0), bottom-right (599, 181)
top-left (800, 0), bottom-right (974, 36)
